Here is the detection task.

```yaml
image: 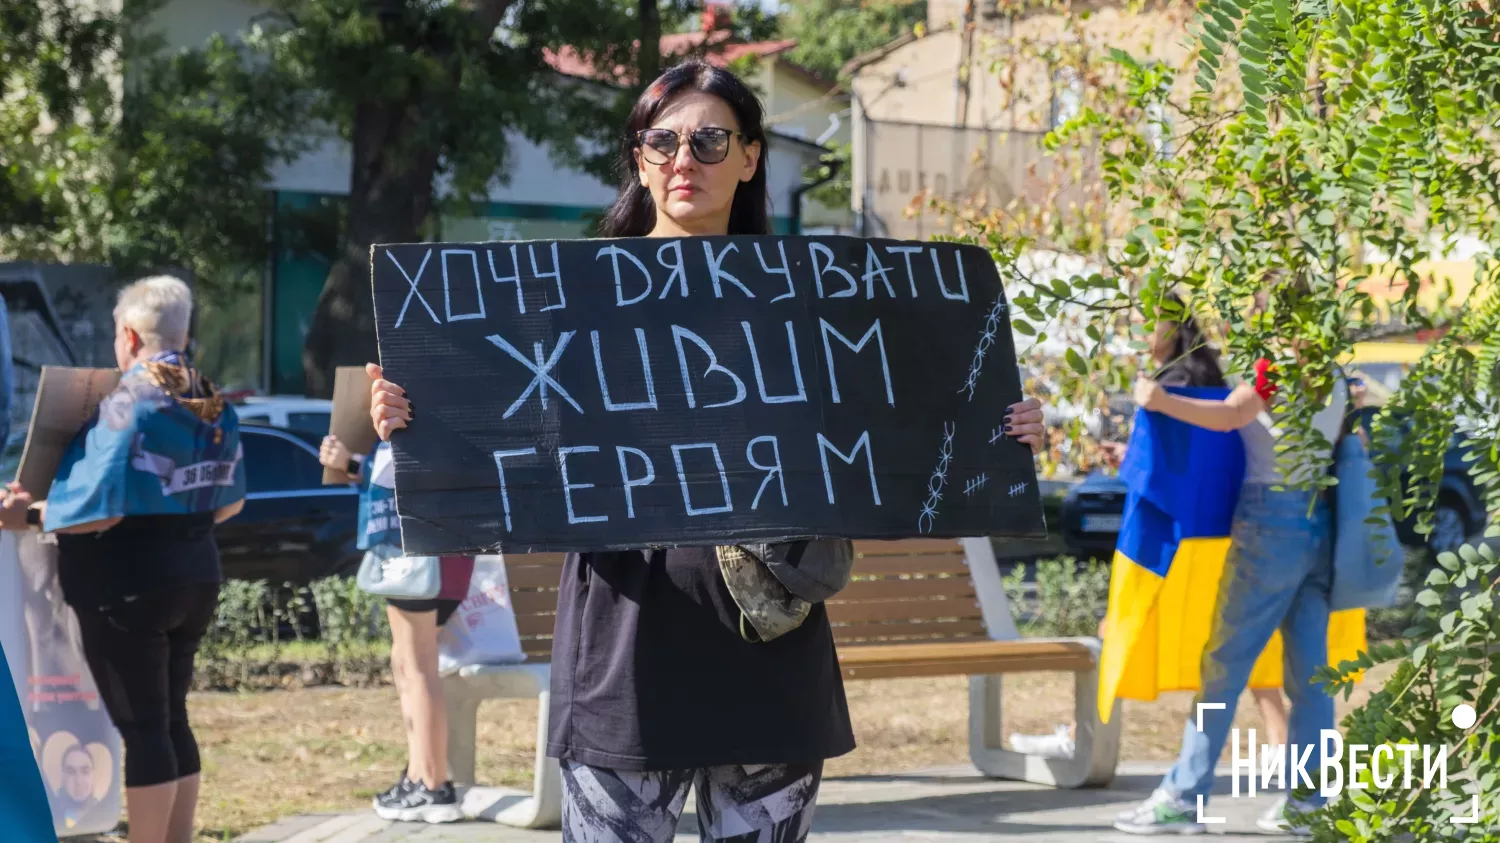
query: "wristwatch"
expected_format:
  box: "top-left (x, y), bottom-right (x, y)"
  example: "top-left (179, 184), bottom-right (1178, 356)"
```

top-left (346, 457), bottom-right (360, 475)
top-left (25, 507), bottom-right (40, 528)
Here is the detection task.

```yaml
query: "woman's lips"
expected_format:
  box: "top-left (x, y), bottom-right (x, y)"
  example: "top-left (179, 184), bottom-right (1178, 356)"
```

top-left (669, 184), bottom-right (698, 195)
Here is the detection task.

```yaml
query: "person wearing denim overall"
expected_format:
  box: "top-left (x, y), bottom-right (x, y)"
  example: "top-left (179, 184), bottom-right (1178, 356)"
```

top-left (1115, 359), bottom-right (1349, 836)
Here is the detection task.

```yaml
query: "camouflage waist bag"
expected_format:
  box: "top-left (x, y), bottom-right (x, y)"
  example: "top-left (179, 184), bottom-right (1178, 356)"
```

top-left (716, 540), bottom-right (855, 643)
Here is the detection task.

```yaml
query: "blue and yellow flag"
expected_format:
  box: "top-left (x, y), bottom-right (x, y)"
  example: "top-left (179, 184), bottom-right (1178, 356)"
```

top-left (1098, 387), bottom-right (1366, 722)
top-left (44, 353), bottom-right (245, 532)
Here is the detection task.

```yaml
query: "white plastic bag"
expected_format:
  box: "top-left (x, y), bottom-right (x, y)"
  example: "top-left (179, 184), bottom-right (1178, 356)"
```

top-left (437, 555), bottom-right (526, 675)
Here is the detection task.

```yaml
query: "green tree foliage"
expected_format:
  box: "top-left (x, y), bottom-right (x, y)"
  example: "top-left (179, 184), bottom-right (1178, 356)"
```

top-left (778, 0), bottom-right (926, 80)
top-left (1311, 541), bottom-right (1499, 840)
top-left (0, 1), bottom-right (296, 278)
top-left (942, 0), bottom-right (1500, 828)
top-left (1, 1), bottom-right (306, 387)
top-left (247, 0), bottom-right (638, 395)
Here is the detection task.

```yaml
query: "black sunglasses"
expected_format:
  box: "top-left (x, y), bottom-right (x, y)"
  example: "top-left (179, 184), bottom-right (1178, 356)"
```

top-left (635, 127), bottom-right (746, 165)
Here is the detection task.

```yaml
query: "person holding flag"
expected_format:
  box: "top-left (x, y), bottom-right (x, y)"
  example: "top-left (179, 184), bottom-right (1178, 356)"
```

top-left (0, 275), bottom-right (245, 843)
top-left (1111, 296), bottom-right (1361, 835)
top-left (1012, 296), bottom-right (1310, 761)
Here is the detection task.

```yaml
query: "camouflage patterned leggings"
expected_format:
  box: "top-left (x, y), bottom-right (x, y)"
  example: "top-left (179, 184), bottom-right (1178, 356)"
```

top-left (560, 759), bottom-right (823, 843)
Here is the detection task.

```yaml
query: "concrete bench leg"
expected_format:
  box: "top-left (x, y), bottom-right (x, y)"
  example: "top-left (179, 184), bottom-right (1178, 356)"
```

top-left (443, 674), bottom-right (563, 829)
top-left (446, 684), bottom-right (483, 786)
top-left (967, 648), bottom-right (1122, 788)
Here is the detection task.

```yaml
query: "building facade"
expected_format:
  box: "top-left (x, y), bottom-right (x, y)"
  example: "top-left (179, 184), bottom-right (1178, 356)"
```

top-left (844, 0), bottom-right (1189, 240)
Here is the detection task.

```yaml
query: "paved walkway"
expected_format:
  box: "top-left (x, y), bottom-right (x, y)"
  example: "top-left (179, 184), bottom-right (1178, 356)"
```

top-left (238, 763), bottom-right (1301, 842)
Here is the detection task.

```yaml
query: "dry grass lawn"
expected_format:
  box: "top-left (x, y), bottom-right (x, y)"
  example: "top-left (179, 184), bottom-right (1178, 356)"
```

top-left (99, 661), bottom-right (1399, 841)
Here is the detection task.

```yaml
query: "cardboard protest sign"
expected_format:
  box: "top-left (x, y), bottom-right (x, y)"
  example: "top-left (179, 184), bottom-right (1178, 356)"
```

top-left (371, 235), bottom-right (1044, 554)
top-left (15, 367), bottom-right (121, 497)
top-left (323, 366), bottom-right (377, 484)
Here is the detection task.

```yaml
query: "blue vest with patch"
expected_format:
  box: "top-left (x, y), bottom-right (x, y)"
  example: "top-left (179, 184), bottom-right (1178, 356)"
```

top-left (44, 353), bottom-right (246, 532)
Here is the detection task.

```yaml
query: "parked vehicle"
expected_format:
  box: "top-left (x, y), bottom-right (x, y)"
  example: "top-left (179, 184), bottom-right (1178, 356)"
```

top-left (1057, 472), bottom-right (1128, 560)
top-left (215, 423), bottom-right (362, 584)
top-left (231, 395), bottom-right (333, 438)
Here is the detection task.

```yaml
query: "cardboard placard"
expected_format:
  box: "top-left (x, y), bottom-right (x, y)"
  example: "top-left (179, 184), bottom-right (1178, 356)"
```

top-left (371, 235), bottom-right (1045, 554)
top-left (15, 368), bottom-right (121, 497)
top-left (322, 366), bottom-right (377, 484)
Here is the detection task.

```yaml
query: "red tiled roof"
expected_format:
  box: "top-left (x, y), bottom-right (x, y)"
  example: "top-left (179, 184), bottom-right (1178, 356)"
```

top-left (544, 33), bottom-right (798, 86)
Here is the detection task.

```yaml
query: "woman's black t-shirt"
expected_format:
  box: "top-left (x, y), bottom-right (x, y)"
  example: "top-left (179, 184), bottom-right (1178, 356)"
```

top-left (57, 513), bottom-right (221, 609)
top-left (546, 545), bottom-right (856, 771)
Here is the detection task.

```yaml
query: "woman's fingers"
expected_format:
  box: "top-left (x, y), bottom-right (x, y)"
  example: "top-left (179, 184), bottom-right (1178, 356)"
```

top-left (372, 401), bottom-right (409, 442)
top-left (369, 369), bottom-right (412, 442)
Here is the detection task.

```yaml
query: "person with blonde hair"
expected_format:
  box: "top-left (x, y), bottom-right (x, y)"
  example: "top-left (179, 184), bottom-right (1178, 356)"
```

top-left (0, 274), bottom-right (246, 843)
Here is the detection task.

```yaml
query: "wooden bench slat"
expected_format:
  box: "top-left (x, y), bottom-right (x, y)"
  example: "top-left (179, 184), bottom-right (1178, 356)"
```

top-left (851, 554), bottom-right (971, 577)
top-left (840, 655), bottom-right (1091, 680)
top-left (516, 614), bottom-right (557, 636)
top-left (837, 640), bottom-right (1096, 680)
top-left (832, 577), bottom-right (975, 602)
top-left (840, 639), bottom-right (1092, 662)
top-left (826, 596), bottom-right (982, 623)
top-left (853, 539), bottom-right (964, 556)
top-left (832, 619), bottom-right (989, 642)
top-left (510, 590), bottom-right (562, 616)
top-left (507, 569), bottom-right (564, 589)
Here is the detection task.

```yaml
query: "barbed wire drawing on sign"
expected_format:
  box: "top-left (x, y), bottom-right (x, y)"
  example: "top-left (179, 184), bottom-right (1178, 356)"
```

top-left (960, 294), bottom-right (1009, 401)
top-left (917, 422), bottom-right (957, 534)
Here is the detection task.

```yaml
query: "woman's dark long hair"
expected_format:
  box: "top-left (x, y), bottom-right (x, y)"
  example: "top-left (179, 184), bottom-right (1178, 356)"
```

top-left (1156, 293), bottom-right (1229, 388)
top-left (598, 60), bottom-right (770, 238)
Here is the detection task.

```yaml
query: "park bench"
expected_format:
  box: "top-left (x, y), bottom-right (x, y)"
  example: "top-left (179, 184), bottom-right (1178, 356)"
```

top-left (444, 537), bottom-right (1122, 829)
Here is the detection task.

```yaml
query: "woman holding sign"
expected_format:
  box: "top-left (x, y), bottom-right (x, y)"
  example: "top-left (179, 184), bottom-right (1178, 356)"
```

top-left (319, 434), bottom-right (473, 823)
top-left (0, 275), bottom-right (245, 843)
top-left (367, 60), bottom-right (1046, 842)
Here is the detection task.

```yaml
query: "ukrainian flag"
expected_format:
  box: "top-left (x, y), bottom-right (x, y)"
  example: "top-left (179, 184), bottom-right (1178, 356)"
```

top-left (1097, 386), bottom-right (1367, 722)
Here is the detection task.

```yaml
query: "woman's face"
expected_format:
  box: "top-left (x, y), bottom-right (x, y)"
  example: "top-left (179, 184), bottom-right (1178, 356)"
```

top-left (636, 91), bottom-right (760, 237)
top-left (1151, 320), bottom-right (1179, 364)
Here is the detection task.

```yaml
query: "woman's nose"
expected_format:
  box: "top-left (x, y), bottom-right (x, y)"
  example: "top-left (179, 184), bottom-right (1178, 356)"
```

top-left (672, 141), bottom-right (697, 172)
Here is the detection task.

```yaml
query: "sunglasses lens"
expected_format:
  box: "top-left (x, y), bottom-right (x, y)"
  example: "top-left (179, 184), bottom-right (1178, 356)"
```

top-left (691, 129), bottom-right (731, 163)
top-left (640, 130), bottom-right (677, 163)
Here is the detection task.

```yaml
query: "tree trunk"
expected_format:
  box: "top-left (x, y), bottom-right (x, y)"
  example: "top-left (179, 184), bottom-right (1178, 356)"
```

top-left (300, 100), bottom-right (439, 397)
top-left (639, 0), bottom-right (661, 86)
top-left (300, 0), bottom-right (515, 397)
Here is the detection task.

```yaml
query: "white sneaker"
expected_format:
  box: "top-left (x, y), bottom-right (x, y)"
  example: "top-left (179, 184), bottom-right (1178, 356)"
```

top-left (1115, 787), bottom-right (1175, 823)
top-left (1007, 724), bottom-right (1075, 758)
top-left (1113, 788), bottom-right (1206, 836)
top-left (1256, 795), bottom-right (1313, 836)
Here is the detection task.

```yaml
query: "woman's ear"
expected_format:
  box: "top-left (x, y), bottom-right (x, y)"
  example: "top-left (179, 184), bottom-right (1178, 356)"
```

top-left (740, 139), bottom-right (762, 184)
top-left (635, 148), bottom-right (648, 188)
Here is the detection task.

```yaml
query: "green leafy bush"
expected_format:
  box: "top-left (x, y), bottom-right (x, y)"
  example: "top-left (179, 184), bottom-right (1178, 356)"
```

top-left (195, 576), bottom-right (390, 691)
top-left (1307, 540), bottom-right (1499, 840)
top-left (1002, 555), bottom-right (1110, 637)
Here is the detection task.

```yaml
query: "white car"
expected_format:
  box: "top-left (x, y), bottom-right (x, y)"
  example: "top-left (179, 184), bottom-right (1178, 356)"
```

top-left (233, 395), bottom-right (333, 437)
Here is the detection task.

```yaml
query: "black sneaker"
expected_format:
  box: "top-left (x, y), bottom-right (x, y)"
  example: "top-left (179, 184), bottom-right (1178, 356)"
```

top-left (372, 770), bottom-right (412, 813)
top-left (373, 780), bottom-right (464, 824)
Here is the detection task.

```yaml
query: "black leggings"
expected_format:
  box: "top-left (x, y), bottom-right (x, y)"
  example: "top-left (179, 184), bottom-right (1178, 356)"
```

top-left (72, 583), bottom-right (220, 788)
